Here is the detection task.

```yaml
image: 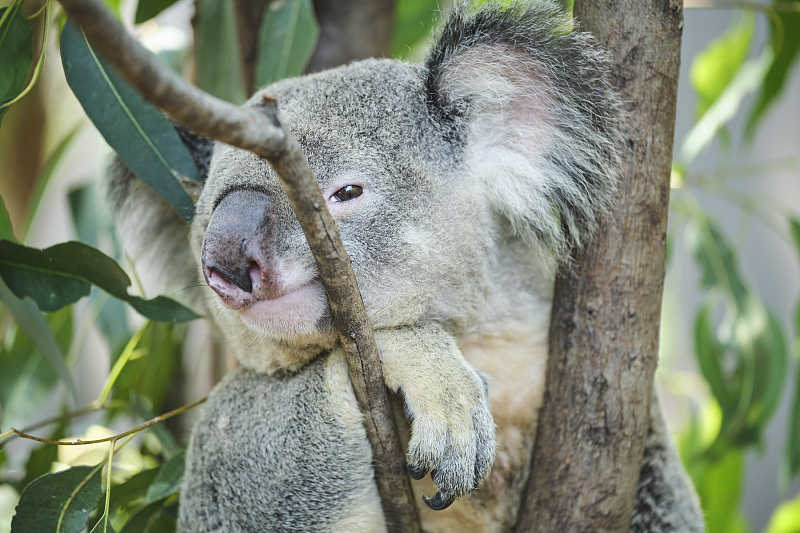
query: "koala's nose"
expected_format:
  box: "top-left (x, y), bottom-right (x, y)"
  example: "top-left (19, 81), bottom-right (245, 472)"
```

top-left (201, 189), bottom-right (281, 306)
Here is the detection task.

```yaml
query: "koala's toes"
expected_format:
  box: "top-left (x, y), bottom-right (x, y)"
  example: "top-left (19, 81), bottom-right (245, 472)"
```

top-left (423, 491), bottom-right (456, 511)
top-left (472, 403), bottom-right (496, 489)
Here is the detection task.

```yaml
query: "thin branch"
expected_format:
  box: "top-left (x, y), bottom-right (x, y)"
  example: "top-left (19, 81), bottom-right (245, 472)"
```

top-left (56, 1), bottom-right (420, 530)
top-left (7, 397), bottom-right (207, 446)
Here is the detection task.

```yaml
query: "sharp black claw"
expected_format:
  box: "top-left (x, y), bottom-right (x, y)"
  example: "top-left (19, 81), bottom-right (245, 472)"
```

top-left (423, 491), bottom-right (455, 511)
top-left (407, 464), bottom-right (428, 480)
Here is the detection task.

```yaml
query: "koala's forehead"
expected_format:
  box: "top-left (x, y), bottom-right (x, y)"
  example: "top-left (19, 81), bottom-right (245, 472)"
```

top-left (208, 59), bottom-right (451, 191)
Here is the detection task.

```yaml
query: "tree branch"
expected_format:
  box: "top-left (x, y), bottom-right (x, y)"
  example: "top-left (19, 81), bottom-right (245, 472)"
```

top-left (55, 1), bottom-right (420, 531)
top-left (306, 0), bottom-right (395, 73)
top-left (514, 1), bottom-right (683, 532)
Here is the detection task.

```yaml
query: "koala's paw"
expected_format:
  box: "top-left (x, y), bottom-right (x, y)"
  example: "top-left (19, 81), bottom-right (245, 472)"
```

top-left (404, 369), bottom-right (495, 510)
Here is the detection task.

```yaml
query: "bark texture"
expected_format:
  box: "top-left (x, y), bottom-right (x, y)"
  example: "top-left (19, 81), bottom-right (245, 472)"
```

top-left (56, 1), bottom-right (420, 531)
top-left (514, 2), bottom-right (683, 532)
top-left (306, 0), bottom-right (395, 72)
top-left (233, 0), bottom-right (269, 95)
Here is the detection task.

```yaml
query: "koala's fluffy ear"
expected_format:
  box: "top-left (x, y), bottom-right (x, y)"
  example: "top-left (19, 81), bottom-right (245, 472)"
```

top-left (425, 1), bottom-right (621, 256)
top-left (106, 126), bottom-right (213, 312)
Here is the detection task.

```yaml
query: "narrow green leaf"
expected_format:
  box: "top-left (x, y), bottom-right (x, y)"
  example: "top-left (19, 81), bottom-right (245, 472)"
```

top-left (107, 468), bottom-right (158, 516)
top-left (0, 240), bottom-right (198, 322)
top-left (690, 16), bottom-right (754, 120)
top-left (11, 465), bottom-right (102, 533)
top-left (0, 5), bottom-right (33, 106)
top-left (60, 21), bottom-right (197, 220)
top-left (689, 219), bottom-right (749, 310)
top-left (789, 217), bottom-right (800, 260)
top-left (24, 124), bottom-right (82, 238)
top-left (118, 501), bottom-right (176, 533)
top-left (0, 279), bottom-right (78, 407)
top-left (145, 450), bottom-right (185, 503)
top-left (134, 0), bottom-right (181, 23)
top-left (694, 307), bottom-right (735, 414)
top-left (391, 0), bottom-right (440, 58)
top-left (194, 0), bottom-right (247, 103)
top-left (746, 3), bottom-right (800, 137)
top-left (693, 451), bottom-right (747, 533)
top-left (255, 0), bottom-right (320, 87)
top-left (0, 195), bottom-right (16, 241)
top-left (788, 304), bottom-right (800, 477)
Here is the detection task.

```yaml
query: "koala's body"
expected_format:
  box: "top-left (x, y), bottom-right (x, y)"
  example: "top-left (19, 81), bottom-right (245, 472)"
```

top-left (109, 1), bottom-right (705, 532)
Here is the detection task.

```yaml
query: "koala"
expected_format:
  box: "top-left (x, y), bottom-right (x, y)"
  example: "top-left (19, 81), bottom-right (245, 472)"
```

top-left (107, 1), bottom-right (705, 532)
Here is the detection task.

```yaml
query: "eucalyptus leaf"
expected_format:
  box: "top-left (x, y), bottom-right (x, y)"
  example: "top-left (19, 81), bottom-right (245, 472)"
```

top-left (11, 465), bottom-right (102, 533)
top-left (766, 494), bottom-right (800, 533)
top-left (392, 0), bottom-right (439, 58)
top-left (60, 21), bottom-right (197, 220)
top-left (694, 306), bottom-right (735, 414)
top-left (0, 279), bottom-right (78, 408)
top-left (789, 217), bottom-right (800, 259)
top-left (255, 0), bottom-right (320, 87)
top-left (689, 219), bottom-right (748, 310)
top-left (788, 304), bottom-right (800, 477)
top-left (0, 195), bottom-right (16, 241)
top-left (119, 500), bottom-right (176, 533)
top-left (690, 15), bottom-right (754, 120)
top-left (135, 0), bottom-right (181, 23)
top-left (0, 5), bottom-right (33, 107)
top-left (145, 450), bottom-right (185, 503)
top-left (746, 2), bottom-right (800, 137)
top-left (694, 451), bottom-right (748, 533)
top-left (194, 0), bottom-right (247, 103)
top-left (0, 240), bottom-right (198, 322)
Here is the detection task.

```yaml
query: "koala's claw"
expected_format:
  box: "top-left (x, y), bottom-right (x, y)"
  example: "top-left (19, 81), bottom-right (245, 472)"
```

top-left (423, 491), bottom-right (455, 511)
top-left (408, 464), bottom-right (428, 480)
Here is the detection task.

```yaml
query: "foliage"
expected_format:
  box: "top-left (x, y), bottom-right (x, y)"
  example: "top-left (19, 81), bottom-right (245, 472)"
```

top-left (0, 1), bottom-right (798, 532)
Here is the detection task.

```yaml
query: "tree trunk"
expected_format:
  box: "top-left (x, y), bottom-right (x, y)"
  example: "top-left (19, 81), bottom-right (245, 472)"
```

top-left (515, 1), bottom-right (683, 532)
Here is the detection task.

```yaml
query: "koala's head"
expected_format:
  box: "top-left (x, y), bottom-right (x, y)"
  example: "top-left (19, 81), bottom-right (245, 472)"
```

top-left (111, 1), bottom-right (620, 373)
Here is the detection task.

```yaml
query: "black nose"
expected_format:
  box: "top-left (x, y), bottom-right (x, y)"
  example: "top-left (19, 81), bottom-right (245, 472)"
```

top-left (202, 189), bottom-right (280, 304)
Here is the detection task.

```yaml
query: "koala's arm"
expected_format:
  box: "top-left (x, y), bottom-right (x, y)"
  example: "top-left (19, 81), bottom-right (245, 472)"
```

top-left (630, 393), bottom-right (705, 533)
top-left (373, 324), bottom-right (495, 510)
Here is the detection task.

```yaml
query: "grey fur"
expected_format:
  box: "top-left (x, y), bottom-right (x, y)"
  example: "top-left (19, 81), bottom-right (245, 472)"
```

top-left (106, 1), bottom-right (704, 531)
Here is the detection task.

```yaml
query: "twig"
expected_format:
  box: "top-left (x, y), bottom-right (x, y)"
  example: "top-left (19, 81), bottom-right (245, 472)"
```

top-left (56, 1), bottom-right (420, 530)
top-left (7, 397), bottom-right (206, 446)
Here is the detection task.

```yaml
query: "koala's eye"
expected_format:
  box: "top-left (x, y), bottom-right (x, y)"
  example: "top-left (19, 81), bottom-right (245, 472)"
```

top-left (331, 185), bottom-right (363, 202)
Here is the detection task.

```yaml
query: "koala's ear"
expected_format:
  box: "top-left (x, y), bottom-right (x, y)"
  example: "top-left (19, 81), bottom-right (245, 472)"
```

top-left (105, 126), bottom-right (213, 312)
top-left (424, 2), bottom-right (621, 256)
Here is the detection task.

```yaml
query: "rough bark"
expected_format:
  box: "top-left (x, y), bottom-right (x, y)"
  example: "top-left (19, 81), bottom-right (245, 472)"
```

top-left (514, 2), bottom-right (683, 532)
top-left (56, 1), bottom-right (420, 531)
top-left (306, 0), bottom-right (395, 72)
top-left (232, 0), bottom-right (269, 95)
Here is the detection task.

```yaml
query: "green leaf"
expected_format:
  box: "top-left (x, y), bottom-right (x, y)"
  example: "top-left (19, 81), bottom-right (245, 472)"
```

top-left (0, 240), bottom-right (198, 322)
top-left (689, 219), bottom-right (748, 310)
top-left (746, 2), bottom-right (800, 137)
top-left (679, 50), bottom-right (771, 165)
top-left (766, 494), bottom-right (800, 533)
top-left (107, 468), bottom-right (158, 515)
top-left (134, 0), bottom-right (181, 23)
top-left (145, 450), bottom-right (185, 503)
top-left (60, 21), bottom-right (197, 220)
top-left (694, 307), bottom-right (735, 414)
top-left (788, 304), bottom-right (800, 477)
top-left (254, 0), bottom-right (320, 87)
top-left (690, 16), bottom-right (754, 120)
top-left (789, 217), bottom-right (800, 260)
top-left (0, 279), bottom-right (78, 409)
top-left (118, 500), bottom-right (176, 533)
top-left (113, 323), bottom-right (181, 414)
top-left (0, 195), bottom-right (16, 241)
top-left (68, 183), bottom-right (131, 353)
top-left (0, 5), bottom-right (33, 107)
top-left (391, 0), bottom-right (439, 58)
top-left (194, 0), bottom-right (247, 103)
top-left (24, 124), bottom-right (82, 238)
top-left (691, 451), bottom-right (747, 533)
top-left (11, 465), bottom-right (102, 533)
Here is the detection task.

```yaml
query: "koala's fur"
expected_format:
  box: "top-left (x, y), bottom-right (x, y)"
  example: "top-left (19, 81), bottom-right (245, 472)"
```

top-left (107, 1), bottom-right (705, 532)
